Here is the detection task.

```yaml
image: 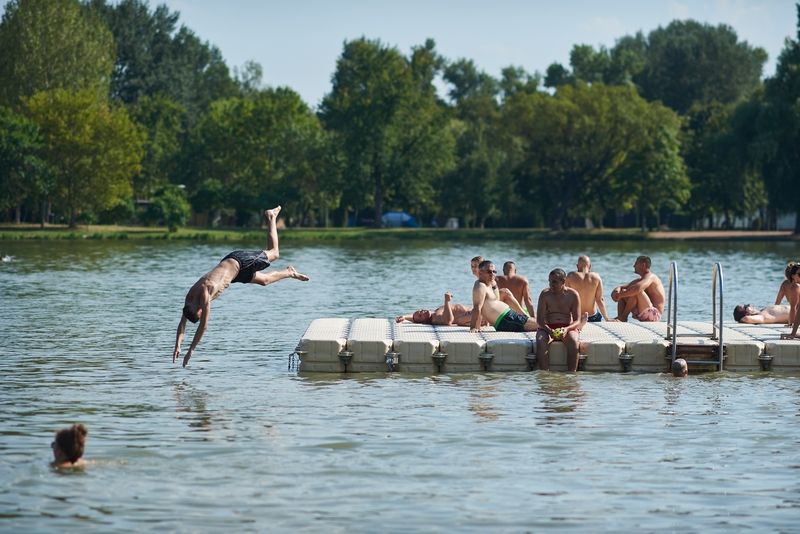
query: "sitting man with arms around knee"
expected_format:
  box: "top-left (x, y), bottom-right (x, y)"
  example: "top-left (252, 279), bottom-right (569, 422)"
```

top-left (470, 260), bottom-right (537, 333)
top-left (611, 255), bottom-right (665, 322)
top-left (536, 268), bottom-right (585, 372)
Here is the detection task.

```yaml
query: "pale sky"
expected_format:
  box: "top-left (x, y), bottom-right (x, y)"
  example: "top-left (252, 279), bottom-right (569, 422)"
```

top-left (11, 0), bottom-right (798, 107)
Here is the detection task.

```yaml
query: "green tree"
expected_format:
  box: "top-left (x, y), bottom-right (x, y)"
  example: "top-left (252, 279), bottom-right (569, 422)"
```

top-left (505, 83), bottom-right (687, 229)
top-left (144, 184), bottom-right (190, 231)
top-left (186, 88), bottom-right (335, 225)
top-left (23, 89), bottom-right (144, 227)
top-left (0, 0), bottom-right (114, 107)
top-left (637, 20), bottom-right (767, 114)
top-left (320, 38), bottom-right (454, 226)
top-left (88, 0), bottom-right (238, 120)
top-left (129, 94), bottom-right (185, 199)
top-left (0, 106), bottom-right (46, 222)
top-left (758, 4), bottom-right (800, 233)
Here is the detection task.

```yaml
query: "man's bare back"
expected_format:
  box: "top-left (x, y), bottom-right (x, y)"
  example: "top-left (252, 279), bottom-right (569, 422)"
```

top-left (496, 261), bottom-right (535, 317)
top-left (565, 256), bottom-right (610, 321)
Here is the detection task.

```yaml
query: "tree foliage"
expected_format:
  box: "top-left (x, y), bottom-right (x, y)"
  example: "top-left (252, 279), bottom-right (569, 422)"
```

top-left (0, 106), bottom-right (45, 217)
top-left (23, 89), bottom-right (144, 227)
top-left (0, 0), bottom-right (115, 107)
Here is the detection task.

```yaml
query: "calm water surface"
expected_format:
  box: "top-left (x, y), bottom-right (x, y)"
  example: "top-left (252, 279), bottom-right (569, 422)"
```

top-left (2, 238), bottom-right (800, 532)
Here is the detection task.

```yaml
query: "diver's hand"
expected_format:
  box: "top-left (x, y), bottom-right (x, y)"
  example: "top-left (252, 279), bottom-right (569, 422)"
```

top-left (172, 346), bottom-right (180, 364)
top-left (182, 348), bottom-right (194, 367)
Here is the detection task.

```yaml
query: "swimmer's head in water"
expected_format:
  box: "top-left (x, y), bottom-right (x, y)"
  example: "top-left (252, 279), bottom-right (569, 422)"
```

top-left (671, 358), bottom-right (688, 377)
top-left (53, 423), bottom-right (87, 464)
top-left (412, 309), bottom-right (432, 324)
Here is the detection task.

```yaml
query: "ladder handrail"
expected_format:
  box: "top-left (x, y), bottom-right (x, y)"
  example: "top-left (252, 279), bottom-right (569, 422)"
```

top-left (711, 262), bottom-right (724, 370)
top-left (666, 261), bottom-right (678, 362)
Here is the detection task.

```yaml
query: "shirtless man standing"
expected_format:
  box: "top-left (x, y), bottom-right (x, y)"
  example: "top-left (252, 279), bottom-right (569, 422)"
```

top-left (396, 292), bottom-right (476, 326)
top-left (565, 255), bottom-right (611, 322)
top-left (470, 260), bottom-right (538, 333)
top-left (173, 206), bottom-right (309, 367)
top-left (496, 261), bottom-right (535, 317)
top-left (536, 268), bottom-right (585, 372)
top-left (734, 304), bottom-right (791, 324)
top-left (611, 256), bottom-right (665, 322)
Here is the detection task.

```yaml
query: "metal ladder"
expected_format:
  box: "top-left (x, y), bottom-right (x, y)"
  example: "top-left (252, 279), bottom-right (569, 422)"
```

top-left (665, 261), bottom-right (726, 371)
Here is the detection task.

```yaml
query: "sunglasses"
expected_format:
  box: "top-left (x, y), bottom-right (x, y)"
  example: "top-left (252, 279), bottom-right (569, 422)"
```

top-left (481, 269), bottom-right (497, 275)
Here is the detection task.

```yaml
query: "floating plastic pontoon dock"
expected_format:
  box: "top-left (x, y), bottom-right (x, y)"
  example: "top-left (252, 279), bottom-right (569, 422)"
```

top-left (294, 318), bottom-right (800, 374)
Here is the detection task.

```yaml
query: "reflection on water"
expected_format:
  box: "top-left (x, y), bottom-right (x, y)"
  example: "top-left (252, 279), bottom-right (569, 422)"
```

top-left (2, 239), bottom-right (800, 531)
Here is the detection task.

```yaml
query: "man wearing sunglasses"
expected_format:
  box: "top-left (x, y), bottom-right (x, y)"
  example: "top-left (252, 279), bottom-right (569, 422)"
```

top-left (470, 260), bottom-right (537, 333)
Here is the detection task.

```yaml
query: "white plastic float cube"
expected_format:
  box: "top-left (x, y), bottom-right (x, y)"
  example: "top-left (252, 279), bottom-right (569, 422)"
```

top-left (594, 322), bottom-right (669, 371)
top-left (436, 326), bottom-right (487, 372)
top-left (347, 318), bottom-right (394, 373)
top-left (719, 325), bottom-right (764, 370)
top-left (579, 323), bottom-right (625, 371)
top-left (393, 323), bottom-right (440, 373)
top-left (296, 318), bottom-right (350, 373)
top-left (481, 331), bottom-right (532, 371)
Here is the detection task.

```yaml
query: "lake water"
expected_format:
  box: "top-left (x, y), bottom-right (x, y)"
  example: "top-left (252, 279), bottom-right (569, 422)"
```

top-left (2, 238), bottom-right (800, 532)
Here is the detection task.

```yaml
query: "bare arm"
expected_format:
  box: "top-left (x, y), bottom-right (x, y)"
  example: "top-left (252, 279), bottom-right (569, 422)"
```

top-left (536, 290), bottom-right (550, 334)
top-left (617, 273), bottom-right (654, 297)
top-left (775, 282), bottom-right (787, 305)
top-left (395, 314), bottom-right (413, 323)
top-left (470, 283), bottom-right (486, 332)
top-left (522, 279), bottom-right (535, 318)
top-left (565, 290), bottom-right (582, 333)
top-left (595, 277), bottom-right (611, 321)
top-left (182, 301), bottom-right (211, 366)
top-left (173, 315), bottom-right (188, 363)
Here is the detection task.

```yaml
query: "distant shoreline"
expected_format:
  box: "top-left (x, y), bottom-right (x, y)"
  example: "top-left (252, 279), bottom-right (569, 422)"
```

top-left (0, 224), bottom-right (796, 242)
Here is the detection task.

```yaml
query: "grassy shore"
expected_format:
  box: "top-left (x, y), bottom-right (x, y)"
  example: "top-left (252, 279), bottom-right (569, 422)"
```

top-left (0, 223), bottom-right (796, 241)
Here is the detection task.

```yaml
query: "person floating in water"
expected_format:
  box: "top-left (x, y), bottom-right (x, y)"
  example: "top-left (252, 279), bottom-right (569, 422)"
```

top-left (51, 424), bottom-right (87, 469)
top-left (173, 206), bottom-right (310, 367)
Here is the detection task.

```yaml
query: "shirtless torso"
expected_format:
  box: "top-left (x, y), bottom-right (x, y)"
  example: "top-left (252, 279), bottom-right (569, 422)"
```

top-left (566, 270), bottom-right (609, 320)
top-left (739, 304), bottom-right (791, 324)
top-left (496, 272), bottom-right (534, 317)
top-left (775, 279), bottom-right (800, 325)
top-left (612, 257), bottom-right (665, 322)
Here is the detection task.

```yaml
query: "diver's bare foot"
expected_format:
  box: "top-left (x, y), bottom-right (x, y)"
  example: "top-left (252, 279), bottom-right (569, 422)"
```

top-left (287, 266), bottom-right (309, 281)
top-left (444, 292), bottom-right (452, 303)
top-left (264, 206), bottom-right (282, 221)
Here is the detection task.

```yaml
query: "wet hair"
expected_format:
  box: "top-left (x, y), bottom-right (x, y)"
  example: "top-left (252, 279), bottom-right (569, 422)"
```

top-left (54, 424), bottom-right (87, 464)
top-left (636, 256), bottom-right (651, 268)
top-left (478, 260), bottom-right (494, 271)
top-left (183, 304), bottom-right (199, 323)
top-left (671, 358), bottom-right (688, 377)
top-left (733, 304), bottom-right (748, 322)
top-left (503, 261), bottom-right (516, 275)
top-left (549, 268), bottom-right (567, 281)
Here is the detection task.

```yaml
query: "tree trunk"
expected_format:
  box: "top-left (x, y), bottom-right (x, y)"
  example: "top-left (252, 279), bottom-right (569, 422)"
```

top-left (14, 205), bottom-right (21, 224)
top-left (373, 174), bottom-right (383, 228)
top-left (69, 206), bottom-right (77, 229)
top-left (40, 199), bottom-right (48, 228)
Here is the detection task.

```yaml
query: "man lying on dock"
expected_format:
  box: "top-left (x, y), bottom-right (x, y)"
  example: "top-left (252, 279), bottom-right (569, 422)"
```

top-left (470, 260), bottom-right (538, 333)
top-left (173, 206), bottom-right (310, 367)
top-left (396, 292), bottom-right (477, 326)
top-left (733, 304), bottom-right (790, 324)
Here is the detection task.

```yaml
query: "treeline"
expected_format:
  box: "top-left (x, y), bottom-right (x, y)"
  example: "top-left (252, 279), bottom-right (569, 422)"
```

top-left (1, 0), bottom-right (799, 231)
